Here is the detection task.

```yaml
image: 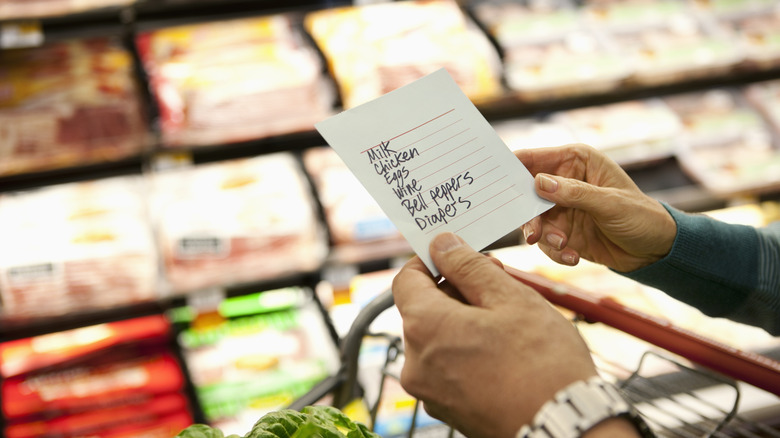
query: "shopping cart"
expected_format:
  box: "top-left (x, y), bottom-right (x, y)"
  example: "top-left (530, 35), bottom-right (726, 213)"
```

top-left (289, 269), bottom-right (780, 437)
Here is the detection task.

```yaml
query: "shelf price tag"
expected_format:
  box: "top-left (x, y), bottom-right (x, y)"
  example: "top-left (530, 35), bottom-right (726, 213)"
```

top-left (1, 20), bottom-right (44, 49)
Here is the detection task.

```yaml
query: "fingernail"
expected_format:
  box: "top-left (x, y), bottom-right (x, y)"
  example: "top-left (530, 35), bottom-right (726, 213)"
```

top-left (539, 174), bottom-right (558, 193)
top-left (562, 253), bottom-right (578, 265)
top-left (432, 232), bottom-right (464, 253)
top-left (546, 234), bottom-right (564, 250)
top-left (523, 227), bottom-right (534, 241)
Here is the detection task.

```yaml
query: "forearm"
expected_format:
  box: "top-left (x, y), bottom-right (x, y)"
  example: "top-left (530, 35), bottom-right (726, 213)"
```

top-left (620, 204), bottom-right (780, 334)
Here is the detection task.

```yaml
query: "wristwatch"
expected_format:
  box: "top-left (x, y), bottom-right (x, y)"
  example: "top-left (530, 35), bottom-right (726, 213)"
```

top-left (516, 376), bottom-right (654, 438)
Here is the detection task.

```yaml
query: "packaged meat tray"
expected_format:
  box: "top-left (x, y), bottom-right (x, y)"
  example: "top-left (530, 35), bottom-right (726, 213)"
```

top-left (304, 0), bottom-right (502, 109)
top-left (746, 79), bottom-right (780, 133)
top-left (170, 287), bottom-right (339, 435)
top-left (0, 176), bottom-right (159, 319)
top-left (491, 117), bottom-right (577, 151)
top-left (690, 0), bottom-right (778, 18)
top-left (149, 153), bottom-right (328, 294)
top-left (303, 146), bottom-right (401, 246)
top-left (136, 14), bottom-right (333, 149)
top-left (0, 314), bottom-right (170, 378)
top-left (501, 29), bottom-right (630, 101)
top-left (581, 0), bottom-right (691, 31)
top-left (667, 88), bottom-right (780, 196)
top-left (0, 37), bottom-right (150, 176)
top-left (551, 99), bottom-right (683, 166)
top-left (471, 0), bottom-right (581, 47)
top-left (472, 0), bottom-right (630, 100)
top-left (605, 10), bottom-right (743, 86)
top-left (0, 0), bottom-right (134, 20)
top-left (719, 4), bottom-right (780, 70)
top-left (1, 315), bottom-right (193, 438)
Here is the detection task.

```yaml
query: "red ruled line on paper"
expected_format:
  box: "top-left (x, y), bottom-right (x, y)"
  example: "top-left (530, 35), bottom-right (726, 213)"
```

top-left (471, 165), bottom-right (500, 183)
top-left (360, 109), bottom-right (456, 154)
top-left (462, 175), bottom-right (508, 200)
top-left (417, 148), bottom-right (487, 183)
top-left (426, 155), bottom-right (492, 188)
top-left (410, 135), bottom-right (477, 172)
top-left (422, 185), bottom-right (521, 235)
top-left (454, 187), bottom-right (522, 234)
top-left (398, 119), bottom-right (464, 152)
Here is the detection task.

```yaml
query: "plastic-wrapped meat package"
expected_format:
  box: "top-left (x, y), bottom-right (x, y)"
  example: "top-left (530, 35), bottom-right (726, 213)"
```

top-left (501, 30), bottom-right (629, 100)
top-left (719, 4), bottom-right (780, 70)
top-left (667, 88), bottom-right (780, 196)
top-left (304, 0), bottom-right (502, 109)
top-left (491, 118), bottom-right (577, 152)
top-left (0, 0), bottom-right (134, 20)
top-left (136, 14), bottom-right (333, 148)
top-left (604, 11), bottom-right (743, 86)
top-left (150, 153), bottom-right (328, 294)
top-left (551, 99), bottom-right (683, 166)
top-left (1, 315), bottom-right (192, 438)
top-left (472, 0), bottom-right (581, 47)
top-left (0, 176), bottom-right (159, 318)
top-left (303, 147), bottom-right (400, 246)
top-left (747, 79), bottom-right (780, 133)
top-left (472, 0), bottom-right (629, 100)
top-left (581, 0), bottom-right (692, 31)
top-left (690, 0), bottom-right (778, 19)
top-left (0, 37), bottom-right (150, 176)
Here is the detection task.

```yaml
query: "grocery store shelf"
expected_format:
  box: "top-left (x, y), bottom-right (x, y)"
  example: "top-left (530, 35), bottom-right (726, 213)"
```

top-left (478, 66), bottom-right (780, 122)
top-left (0, 269), bottom-right (324, 342)
top-left (0, 155), bottom-right (145, 194)
top-left (0, 299), bottom-right (167, 341)
top-left (133, 0), bottom-right (351, 25)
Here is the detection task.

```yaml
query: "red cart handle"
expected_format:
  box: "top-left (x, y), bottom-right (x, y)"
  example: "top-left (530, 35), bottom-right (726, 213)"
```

top-left (505, 266), bottom-right (780, 396)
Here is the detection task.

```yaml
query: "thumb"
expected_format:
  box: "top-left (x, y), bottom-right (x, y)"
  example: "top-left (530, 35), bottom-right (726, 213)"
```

top-left (429, 232), bottom-right (514, 308)
top-left (535, 173), bottom-right (607, 212)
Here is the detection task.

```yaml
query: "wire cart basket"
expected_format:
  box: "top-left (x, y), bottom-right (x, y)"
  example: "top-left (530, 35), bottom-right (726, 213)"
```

top-left (289, 269), bottom-right (780, 438)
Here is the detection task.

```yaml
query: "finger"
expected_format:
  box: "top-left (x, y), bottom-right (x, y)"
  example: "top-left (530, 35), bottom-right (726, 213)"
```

top-left (535, 173), bottom-right (612, 213)
top-left (537, 242), bottom-right (580, 266)
top-left (521, 216), bottom-right (542, 245)
top-left (438, 280), bottom-right (468, 304)
top-left (392, 256), bottom-right (437, 314)
top-left (429, 232), bottom-right (516, 308)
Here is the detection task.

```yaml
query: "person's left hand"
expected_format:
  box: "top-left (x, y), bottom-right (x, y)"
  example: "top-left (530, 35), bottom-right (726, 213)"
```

top-left (392, 232), bottom-right (598, 438)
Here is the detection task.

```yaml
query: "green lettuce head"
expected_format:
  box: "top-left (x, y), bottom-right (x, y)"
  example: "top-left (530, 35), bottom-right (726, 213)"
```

top-left (176, 406), bottom-right (380, 438)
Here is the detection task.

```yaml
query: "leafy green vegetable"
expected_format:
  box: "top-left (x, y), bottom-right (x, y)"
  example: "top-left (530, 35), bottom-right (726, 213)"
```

top-left (175, 423), bottom-right (241, 438)
top-left (175, 406), bottom-right (380, 438)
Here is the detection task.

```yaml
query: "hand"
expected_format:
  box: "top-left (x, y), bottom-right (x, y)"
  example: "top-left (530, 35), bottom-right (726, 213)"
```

top-left (392, 232), bottom-right (598, 438)
top-left (515, 143), bottom-right (677, 273)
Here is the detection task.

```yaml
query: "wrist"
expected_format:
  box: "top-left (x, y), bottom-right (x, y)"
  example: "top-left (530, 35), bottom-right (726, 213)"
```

top-left (515, 376), bottom-right (654, 438)
top-left (583, 417), bottom-right (644, 438)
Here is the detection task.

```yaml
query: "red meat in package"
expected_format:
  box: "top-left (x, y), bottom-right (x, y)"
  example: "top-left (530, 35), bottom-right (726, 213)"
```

top-left (0, 37), bottom-right (150, 176)
top-left (1, 352), bottom-right (185, 419)
top-left (0, 315), bottom-right (171, 378)
top-left (4, 392), bottom-right (191, 438)
top-left (0, 176), bottom-right (159, 318)
top-left (135, 14), bottom-right (333, 148)
top-left (149, 153), bottom-right (328, 293)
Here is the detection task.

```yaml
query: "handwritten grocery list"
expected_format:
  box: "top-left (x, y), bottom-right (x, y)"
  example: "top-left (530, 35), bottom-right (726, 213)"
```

top-left (316, 69), bottom-right (553, 275)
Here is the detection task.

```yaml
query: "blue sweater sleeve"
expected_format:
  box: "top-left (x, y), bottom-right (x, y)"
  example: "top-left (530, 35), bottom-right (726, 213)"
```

top-left (620, 204), bottom-right (780, 335)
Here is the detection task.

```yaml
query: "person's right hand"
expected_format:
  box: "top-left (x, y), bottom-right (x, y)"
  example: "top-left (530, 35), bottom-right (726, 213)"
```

top-left (515, 143), bottom-right (677, 273)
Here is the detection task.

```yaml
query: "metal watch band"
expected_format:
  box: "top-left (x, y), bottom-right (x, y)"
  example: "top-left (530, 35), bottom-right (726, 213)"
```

top-left (516, 376), bottom-right (654, 438)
